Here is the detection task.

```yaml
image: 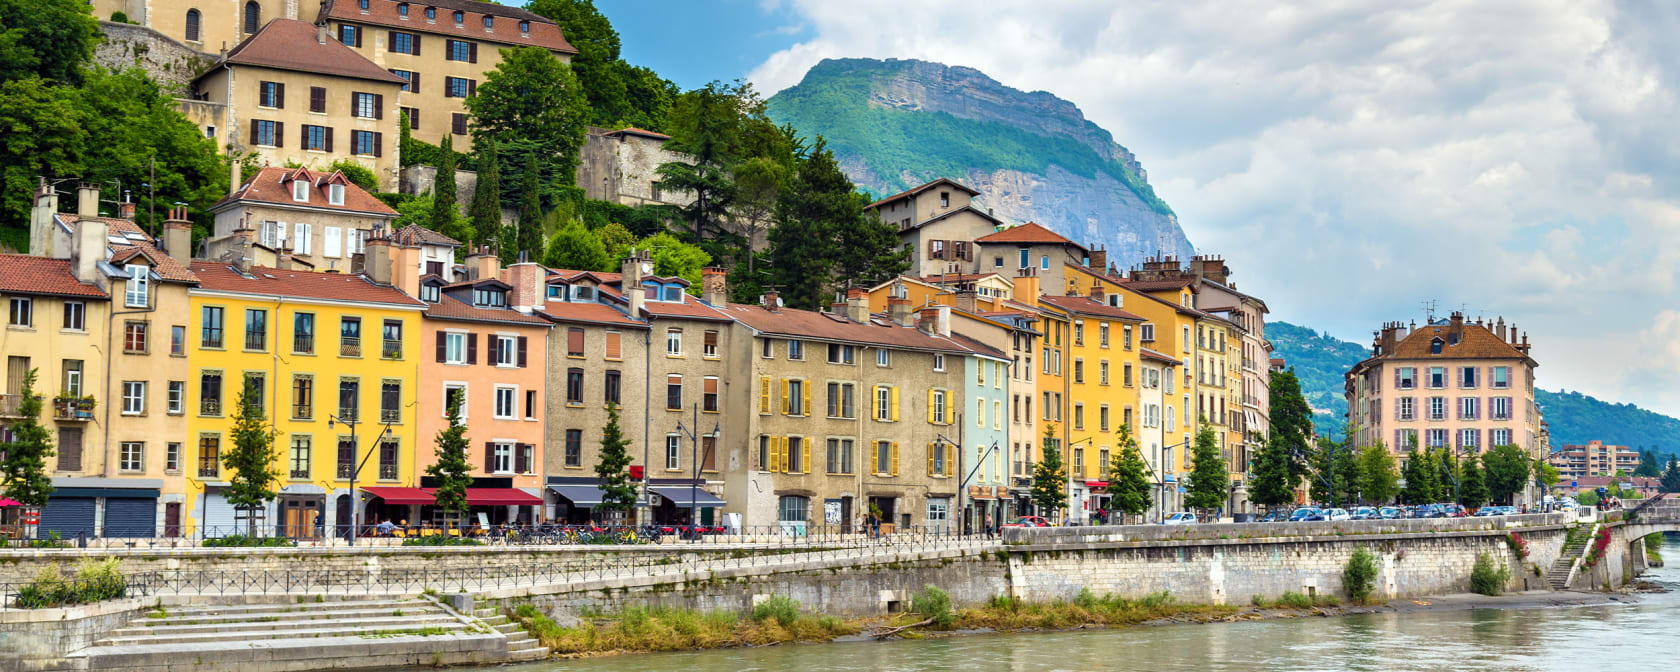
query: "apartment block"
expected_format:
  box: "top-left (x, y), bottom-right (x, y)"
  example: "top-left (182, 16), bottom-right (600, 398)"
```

top-left (1550, 440), bottom-right (1638, 480)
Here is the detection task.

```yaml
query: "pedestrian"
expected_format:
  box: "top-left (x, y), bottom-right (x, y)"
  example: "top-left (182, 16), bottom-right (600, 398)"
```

top-left (985, 513), bottom-right (994, 539)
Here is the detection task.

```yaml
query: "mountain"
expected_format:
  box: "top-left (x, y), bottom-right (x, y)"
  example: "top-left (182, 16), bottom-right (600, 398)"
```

top-left (1267, 321), bottom-right (1680, 451)
top-left (766, 58), bottom-right (1195, 264)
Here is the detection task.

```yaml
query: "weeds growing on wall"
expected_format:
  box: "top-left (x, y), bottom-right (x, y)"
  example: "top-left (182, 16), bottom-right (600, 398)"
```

top-left (16, 558), bottom-right (128, 608)
top-left (1471, 553), bottom-right (1511, 596)
top-left (1342, 547), bottom-right (1379, 605)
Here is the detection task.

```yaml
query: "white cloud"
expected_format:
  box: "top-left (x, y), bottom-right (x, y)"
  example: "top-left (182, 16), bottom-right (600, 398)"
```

top-left (750, 0), bottom-right (1680, 415)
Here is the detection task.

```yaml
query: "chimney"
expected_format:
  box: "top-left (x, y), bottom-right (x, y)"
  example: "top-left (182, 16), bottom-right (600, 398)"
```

top-left (846, 287), bottom-right (869, 323)
top-left (1089, 282), bottom-right (1105, 304)
top-left (916, 305), bottom-right (951, 337)
top-left (621, 248), bottom-right (650, 316)
top-left (317, 23), bottom-right (329, 44)
top-left (1088, 247), bottom-right (1107, 272)
top-left (276, 245), bottom-right (297, 270)
top-left (163, 207), bottom-right (192, 263)
top-left (954, 288), bottom-right (977, 314)
top-left (1496, 317), bottom-right (1507, 341)
top-left (364, 232), bottom-right (393, 285)
top-left (391, 236), bottom-right (421, 295)
top-left (231, 222), bottom-right (255, 274)
top-left (118, 202), bottom-right (136, 220)
top-left (29, 180), bottom-right (59, 257)
top-left (466, 246), bottom-right (499, 281)
top-left (507, 262), bottom-right (544, 313)
top-left (889, 296), bottom-right (914, 327)
top-left (229, 157), bottom-right (242, 197)
top-left (701, 267), bottom-right (728, 306)
top-left (1014, 266), bottom-right (1039, 302)
top-left (1379, 322), bottom-right (1399, 356)
top-left (70, 212), bottom-right (107, 285)
top-left (76, 183), bottom-right (99, 217)
top-left (1449, 311), bottom-right (1465, 342)
top-left (761, 289), bottom-right (780, 313)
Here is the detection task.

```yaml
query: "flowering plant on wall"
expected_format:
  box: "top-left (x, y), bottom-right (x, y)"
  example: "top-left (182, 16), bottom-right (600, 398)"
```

top-left (1506, 532), bottom-right (1530, 561)
top-left (1584, 528), bottom-right (1612, 567)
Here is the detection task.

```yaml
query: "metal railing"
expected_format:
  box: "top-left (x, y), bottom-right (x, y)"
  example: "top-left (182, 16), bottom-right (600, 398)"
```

top-left (0, 572), bottom-right (159, 610)
top-left (381, 339), bottom-right (402, 359)
top-left (339, 337), bottom-right (361, 357)
top-left (293, 334), bottom-right (315, 354)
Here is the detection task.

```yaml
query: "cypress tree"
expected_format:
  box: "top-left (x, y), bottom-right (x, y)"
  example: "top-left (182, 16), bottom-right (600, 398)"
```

top-left (431, 135), bottom-right (460, 239)
top-left (595, 403), bottom-right (637, 520)
top-left (222, 378), bottom-right (280, 536)
top-left (1459, 453), bottom-right (1490, 510)
top-left (1184, 422), bottom-right (1230, 514)
top-left (0, 370), bottom-right (55, 521)
top-left (427, 394), bottom-right (472, 525)
top-left (515, 150), bottom-right (543, 263)
top-left (469, 136), bottom-right (501, 250)
top-left (1248, 435), bottom-right (1295, 509)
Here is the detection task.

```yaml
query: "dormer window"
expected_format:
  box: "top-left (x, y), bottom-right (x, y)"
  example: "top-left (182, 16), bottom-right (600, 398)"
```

top-left (425, 6), bottom-right (435, 20)
top-left (573, 285), bottom-right (595, 301)
top-left (358, 0), bottom-right (368, 11)
top-left (397, 3), bottom-right (408, 16)
top-left (474, 288), bottom-right (506, 308)
top-left (662, 286), bottom-right (682, 302)
top-left (546, 285), bottom-right (562, 300)
top-left (452, 10), bottom-right (463, 24)
top-left (125, 264), bottom-right (149, 308)
top-left (518, 20), bottom-right (528, 33)
top-left (292, 180), bottom-right (309, 202)
top-left (1430, 337), bottom-right (1444, 354)
top-left (483, 15), bottom-right (493, 29)
top-left (420, 284), bottom-right (440, 303)
top-left (328, 183), bottom-right (345, 206)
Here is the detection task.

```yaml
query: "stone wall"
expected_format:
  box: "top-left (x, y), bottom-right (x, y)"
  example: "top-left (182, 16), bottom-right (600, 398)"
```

top-left (93, 21), bottom-right (214, 94)
top-left (0, 597), bottom-right (147, 671)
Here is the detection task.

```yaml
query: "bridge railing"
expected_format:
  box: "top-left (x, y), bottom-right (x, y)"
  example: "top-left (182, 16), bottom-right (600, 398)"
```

top-left (1004, 513), bottom-right (1572, 545)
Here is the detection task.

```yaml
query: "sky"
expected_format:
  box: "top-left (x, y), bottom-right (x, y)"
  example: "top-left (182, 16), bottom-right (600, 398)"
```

top-left (597, 1), bottom-right (1680, 417)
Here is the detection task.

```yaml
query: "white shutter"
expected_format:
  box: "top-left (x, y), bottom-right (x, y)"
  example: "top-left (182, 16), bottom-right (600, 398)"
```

top-left (324, 226), bottom-right (343, 258)
top-left (275, 221), bottom-right (287, 249)
top-left (347, 228), bottom-right (365, 254)
top-left (296, 224), bottom-right (313, 255)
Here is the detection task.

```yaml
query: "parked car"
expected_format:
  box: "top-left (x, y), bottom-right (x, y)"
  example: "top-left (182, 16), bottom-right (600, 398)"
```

top-left (1289, 507), bottom-right (1322, 522)
top-left (1323, 508), bottom-right (1351, 521)
top-left (1257, 509), bottom-right (1291, 523)
top-left (1163, 512), bottom-right (1199, 525)
top-left (1350, 506), bottom-right (1380, 520)
top-left (1002, 516), bottom-right (1053, 528)
top-left (1474, 506), bottom-right (1501, 517)
top-left (1378, 506), bottom-right (1404, 519)
top-left (1438, 503), bottom-right (1469, 518)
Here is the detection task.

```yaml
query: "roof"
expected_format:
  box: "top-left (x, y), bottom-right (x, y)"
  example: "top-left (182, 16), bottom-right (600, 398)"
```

top-left (1140, 348), bottom-right (1181, 365)
top-left (641, 293), bottom-right (732, 321)
top-left (866, 177), bottom-right (980, 209)
top-left (206, 19), bottom-right (408, 84)
top-left (914, 204), bottom-right (1003, 230)
top-left (0, 255), bottom-right (108, 299)
top-left (392, 224), bottom-right (460, 247)
top-left (191, 263), bottom-right (425, 306)
top-left (536, 300), bottom-right (645, 328)
top-left (1039, 295), bottom-right (1145, 322)
top-left (425, 295), bottom-right (550, 326)
top-left (607, 127), bottom-right (670, 140)
top-left (1120, 277), bottom-right (1198, 292)
top-left (215, 167), bottom-right (398, 216)
top-left (1386, 322), bottom-right (1529, 360)
top-left (56, 214), bottom-right (198, 283)
top-left (975, 221), bottom-right (1085, 251)
top-left (320, 0), bottom-right (576, 54)
top-left (720, 303), bottom-right (976, 354)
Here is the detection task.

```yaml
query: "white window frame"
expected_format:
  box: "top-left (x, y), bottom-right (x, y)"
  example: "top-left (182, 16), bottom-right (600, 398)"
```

top-left (9, 297), bottom-right (32, 327)
top-left (323, 226), bottom-right (343, 258)
top-left (443, 382), bottom-right (467, 418)
top-left (927, 498), bottom-right (949, 522)
top-left (495, 334), bottom-right (517, 367)
top-left (933, 353), bottom-right (945, 372)
top-left (329, 183), bottom-right (345, 206)
top-left (292, 180), bottom-right (309, 202)
top-left (168, 380), bottom-right (185, 414)
top-left (492, 385), bottom-right (516, 420)
top-left (877, 349), bottom-right (890, 367)
top-left (122, 381), bottom-right (146, 415)
top-left (444, 331), bottom-right (467, 364)
top-left (666, 328), bottom-right (683, 356)
top-left (120, 442), bottom-right (144, 472)
top-left (665, 434), bottom-right (681, 470)
top-left (125, 265), bottom-right (149, 308)
top-left (293, 223), bottom-right (313, 255)
top-left (787, 339), bottom-right (803, 360)
top-left (492, 441), bottom-right (513, 474)
top-left (63, 300), bottom-right (85, 331)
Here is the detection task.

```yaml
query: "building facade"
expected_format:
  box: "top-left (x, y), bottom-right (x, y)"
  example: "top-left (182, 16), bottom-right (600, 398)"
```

top-left (1550, 440), bottom-right (1638, 480)
top-left (208, 167), bottom-right (399, 271)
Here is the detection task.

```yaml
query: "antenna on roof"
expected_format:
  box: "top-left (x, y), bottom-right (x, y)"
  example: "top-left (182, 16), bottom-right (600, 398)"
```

top-left (1421, 299), bottom-right (1438, 323)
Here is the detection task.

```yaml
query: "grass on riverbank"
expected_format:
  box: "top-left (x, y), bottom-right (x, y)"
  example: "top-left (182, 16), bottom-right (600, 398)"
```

top-left (1251, 591), bottom-right (1340, 609)
top-left (509, 600), bottom-right (859, 655)
top-left (951, 590), bottom-right (1236, 631)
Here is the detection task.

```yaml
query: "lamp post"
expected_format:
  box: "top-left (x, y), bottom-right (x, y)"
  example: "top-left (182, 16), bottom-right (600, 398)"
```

top-left (675, 403), bottom-right (719, 542)
top-left (328, 412), bottom-right (394, 547)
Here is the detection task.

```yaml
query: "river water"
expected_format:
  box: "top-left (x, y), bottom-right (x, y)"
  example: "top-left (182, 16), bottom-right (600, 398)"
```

top-left (519, 537), bottom-right (1680, 672)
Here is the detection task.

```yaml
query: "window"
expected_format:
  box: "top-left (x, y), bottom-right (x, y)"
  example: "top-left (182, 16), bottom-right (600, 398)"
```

top-left (1427, 397), bottom-right (1446, 421)
top-left (426, 6), bottom-right (435, 19)
top-left (827, 343), bottom-right (854, 365)
top-left (665, 434), bottom-right (681, 470)
top-left (1492, 366), bottom-right (1512, 388)
top-left (1428, 367), bottom-right (1446, 388)
top-left (1018, 248), bottom-right (1030, 268)
top-left (666, 328), bottom-right (683, 356)
top-left (200, 306), bottom-right (226, 348)
top-left (121, 381), bottom-right (145, 415)
top-left (1100, 405), bottom-right (1110, 432)
top-left (61, 301), bottom-right (84, 331)
top-left (703, 330), bottom-right (719, 358)
top-left (761, 339), bottom-right (774, 358)
top-left (237, 308), bottom-right (266, 351)
top-left (352, 92), bottom-right (378, 119)
top-left (200, 371), bottom-right (223, 415)
top-left (1426, 428), bottom-right (1448, 448)
top-left (400, 107), bottom-right (419, 129)
top-left (1492, 428), bottom-right (1512, 445)
top-left (933, 353), bottom-right (945, 371)
top-left (826, 382), bottom-right (854, 419)
top-left (667, 374), bottom-right (683, 410)
top-left (785, 436), bottom-right (804, 473)
top-left (338, 377), bottom-right (358, 421)
top-left (452, 113), bottom-right (468, 135)
top-left (289, 436), bottom-right (311, 479)
top-left (787, 339), bottom-right (803, 360)
top-left (197, 434), bottom-right (220, 477)
top-left (566, 368), bottom-right (584, 404)
top-left (1040, 255), bottom-right (1050, 270)
top-left (876, 386), bottom-right (893, 421)
top-left (1074, 403), bottom-right (1084, 430)
top-left (488, 442), bottom-right (512, 474)
top-left (932, 389), bottom-right (948, 424)
top-left (380, 319), bottom-right (401, 359)
top-left (604, 370), bottom-right (621, 404)
top-left (704, 377), bottom-right (719, 412)
top-left (420, 283), bottom-right (440, 303)
top-left (378, 438), bottom-right (398, 480)
top-left (390, 31), bottom-right (416, 54)
top-left (489, 334), bottom-right (515, 366)
top-left (185, 9), bottom-right (201, 41)
top-left (259, 81), bottom-right (282, 108)
top-left (483, 15), bottom-right (493, 28)
top-left (566, 327), bottom-right (584, 357)
top-left (1398, 367), bottom-right (1417, 389)
top-left (604, 331), bottom-right (622, 359)
top-left (379, 380), bottom-right (400, 423)
top-left (125, 265), bottom-right (149, 307)
top-left (1398, 396), bottom-right (1415, 421)
top-left (352, 130), bottom-right (379, 156)
top-left (244, 372), bottom-right (265, 411)
top-left (253, 119), bottom-right (278, 146)
top-left (124, 321), bottom-right (148, 353)
top-left (445, 332), bottom-right (466, 364)
top-left (1074, 321), bottom-right (1084, 346)
top-left (874, 440), bottom-right (896, 476)
top-left (786, 379), bottom-right (804, 416)
top-left (1460, 366), bottom-right (1479, 389)
top-left (1492, 397), bottom-right (1513, 420)
top-left (1460, 397), bottom-right (1480, 420)
top-left (519, 20), bottom-right (529, 33)
top-left (445, 76), bottom-right (472, 98)
top-left (778, 496), bottom-right (809, 522)
top-left (446, 39), bottom-right (472, 61)
top-left (452, 9), bottom-right (463, 23)
top-left (1074, 359), bottom-right (1084, 384)
top-left (8, 297), bottom-right (31, 327)
top-left (826, 438), bottom-right (853, 474)
top-left (166, 380), bottom-right (184, 414)
top-left (293, 312), bottom-right (315, 353)
top-left (488, 386), bottom-right (512, 419)
top-left (289, 375), bottom-right (312, 419)
top-left (564, 429), bottom-right (582, 467)
top-left (877, 349), bottom-right (890, 367)
top-left (338, 23), bottom-right (359, 46)
top-left (929, 441), bottom-right (950, 477)
top-left (166, 442), bottom-right (181, 472)
top-left (301, 124), bottom-right (328, 151)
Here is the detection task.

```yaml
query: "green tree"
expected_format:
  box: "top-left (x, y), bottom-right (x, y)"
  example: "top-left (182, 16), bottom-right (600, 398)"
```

top-left (0, 0), bottom-right (100, 85)
top-left (637, 231), bottom-right (712, 291)
top-left (1661, 457), bottom-right (1680, 494)
top-left (1268, 369), bottom-right (1314, 482)
top-left (596, 221), bottom-right (636, 262)
top-left (1248, 435), bottom-right (1295, 509)
top-left (325, 159), bottom-right (378, 192)
top-left (1104, 423), bottom-right (1152, 522)
top-left (0, 369), bottom-right (54, 512)
top-left (658, 81), bottom-right (739, 242)
top-left (1355, 443), bottom-right (1399, 505)
top-left (1400, 447), bottom-right (1438, 504)
top-left (467, 46), bottom-right (589, 206)
top-left (1482, 443), bottom-right (1530, 505)
top-left (1184, 422), bottom-right (1229, 514)
top-left (1031, 425), bottom-right (1066, 517)
top-left (526, 0), bottom-right (623, 123)
top-left (1437, 449), bottom-right (1461, 504)
top-left (1534, 458), bottom-right (1560, 493)
top-left (431, 135), bottom-right (467, 242)
top-left (222, 378), bottom-right (280, 536)
top-left (1458, 453), bottom-right (1490, 510)
top-left (515, 150), bottom-right (543, 261)
top-left (1635, 448), bottom-right (1662, 478)
top-left (595, 402), bottom-right (637, 519)
top-left (730, 155), bottom-right (788, 273)
top-left (468, 136), bottom-right (501, 249)
top-left (766, 137), bottom-right (905, 309)
top-left (426, 394), bottom-right (472, 524)
top-left (1310, 434), bottom-right (1358, 507)
top-left (542, 219), bottom-right (610, 271)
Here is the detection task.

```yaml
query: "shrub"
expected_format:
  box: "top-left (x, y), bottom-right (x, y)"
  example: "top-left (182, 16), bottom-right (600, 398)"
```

top-left (1343, 548), bottom-right (1379, 605)
top-left (750, 595), bottom-right (799, 627)
top-left (202, 535), bottom-right (294, 548)
top-left (401, 535), bottom-right (480, 546)
top-left (911, 585), bottom-right (954, 628)
top-left (1277, 591), bottom-right (1313, 609)
top-left (16, 558), bottom-right (128, 609)
top-left (1584, 528), bottom-right (1612, 567)
top-left (1471, 552), bottom-right (1510, 596)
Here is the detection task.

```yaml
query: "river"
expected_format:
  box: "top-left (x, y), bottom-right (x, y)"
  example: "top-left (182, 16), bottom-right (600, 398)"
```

top-left (517, 536), bottom-right (1679, 672)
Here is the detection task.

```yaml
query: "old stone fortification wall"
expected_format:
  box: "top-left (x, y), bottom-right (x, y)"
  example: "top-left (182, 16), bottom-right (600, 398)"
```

top-left (92, 21), bottom-right (213, 94)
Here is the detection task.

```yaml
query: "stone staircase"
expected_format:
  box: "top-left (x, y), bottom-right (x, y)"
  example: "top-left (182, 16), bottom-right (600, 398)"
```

top-left (1546, 531), bottom-right (1590, 590)
top-left (69, 596), bottom-right (520, 670)
top-left (474, 605), bottom-right (550, 662)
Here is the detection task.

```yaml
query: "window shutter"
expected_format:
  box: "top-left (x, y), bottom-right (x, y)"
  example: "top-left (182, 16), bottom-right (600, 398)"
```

top-left (801, 383), bottom-right (810, 417)
top-left (410, 72), bottom-right (420, 91)
top-left (469, 42), bottom-right (478, 63)
top-left (373, 131), bottom-right (383, 157)
top-left (468, 79), bottom-right (477, 97)
top-left (801, 441), bottom-right (810, 474)
top-left (356, 28), bottom-right (363, 47)
top-left (927, 390), bottom-right (935, 423)
top-left (605, 332), bottom-right (620, 359)
top-left (781, 379), bottom-right (790, 415)
top-left (435, 332), bottom-right (445, 362)
top-left (758, 377), bottom-right (769, 414)
top-left (413, 34), bottom-right (421, 56)
top-left (486, 335), bottom-right (499, 365)
top-left (484, 441), bottom-right (495, 473)
top-left (276, 82), bottom-right (285, 109)
top-left (311, 86), bottom-right (325, 112)
top-left (1393, 367), bottom-right (1401, 388)
top-left (890, 442), bottom-right (900, 476)
top-left (928, 443), bottom-right (935, 476)
top-left (567, 328), bottom-right (582, 355)
top-left (514, 443), bottom-right (528, 474)
top-left (890, 386), bottom-right (900, 421)
top-left (517, 336), bottom-right (527, 367)
top-left (927, 239), bottom-right (936, 259)
top-left (325, 127), bottom-right (334, 152)
top-left (373, 94), bottom-right (383, 119)
top-left (466, 333), bottom-right (477, 364)
top-left (274, 122), bottom-right (284, 148)
top-left (769, 437), bottom-right (780, 473)
top-left (870, 443), bottom-right (879, 474)
top-left (250, 120), bottom-right (258, 145)
top-left (871, 386), bottom-right (880, 420)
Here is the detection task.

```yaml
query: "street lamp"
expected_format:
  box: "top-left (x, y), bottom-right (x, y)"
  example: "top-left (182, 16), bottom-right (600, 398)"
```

top-left (327, 412), bottom-right (395, 546)
top-left (675, 403), bottom-right (719, 542)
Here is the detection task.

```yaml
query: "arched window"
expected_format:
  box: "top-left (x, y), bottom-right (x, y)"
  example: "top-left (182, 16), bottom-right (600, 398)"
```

top-left (185, 9), bottom-right (201, 41)
top-left (243, 1), bottom-right (259, 33)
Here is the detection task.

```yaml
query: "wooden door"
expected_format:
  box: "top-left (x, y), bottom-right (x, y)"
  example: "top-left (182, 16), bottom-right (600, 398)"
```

top-left (164, 502), bottom-right (181, 537)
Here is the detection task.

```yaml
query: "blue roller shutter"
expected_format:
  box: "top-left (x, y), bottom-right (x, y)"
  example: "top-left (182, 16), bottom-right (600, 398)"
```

top-left (40, 497), bottom-right (96, 539)
top-left (104, 498), bottom-right (157, 538)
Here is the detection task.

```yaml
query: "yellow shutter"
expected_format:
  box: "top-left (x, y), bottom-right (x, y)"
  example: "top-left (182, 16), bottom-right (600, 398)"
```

top-left (759, 377), bottom-right (770, 414)
top-left (870, 442), bottom-right (879, 474)
top-left (801, 383), bottom-right (811, 417)
top-left (781, 379), bottom-right (790, 415)
top-left (948, 448), bottom-right (956, 477)
top-left (927, 442), bottom-right (936, 476)
top-left (774, 437), bottom-right (785, 472)
top-left (871, 386), bottom-right (880, 420)
top-left (927, 390), bottom-right (936, 423)
top-left (801, 439), bottom-right (811, 474)
top-left (890, 386), bottom-right (900, 421)
top-left (890, 441), bottom-right (900, 476)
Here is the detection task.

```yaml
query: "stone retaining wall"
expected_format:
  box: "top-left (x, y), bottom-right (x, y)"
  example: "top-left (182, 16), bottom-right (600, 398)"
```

top-left (0, 598), bottom-right (147, 671)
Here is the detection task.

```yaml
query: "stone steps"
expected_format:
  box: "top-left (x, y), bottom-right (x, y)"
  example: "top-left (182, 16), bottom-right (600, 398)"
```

top-left (110, 614), bottom-right (464, 639)
top-left (478, 606), bottom-right (550, 662)
top-left (1544, 540), bottom-right (1589, 589)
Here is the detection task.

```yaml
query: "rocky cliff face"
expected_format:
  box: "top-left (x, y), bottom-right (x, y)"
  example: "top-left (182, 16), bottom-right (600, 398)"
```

top-left (766, 58), bottom-right (1195, 265)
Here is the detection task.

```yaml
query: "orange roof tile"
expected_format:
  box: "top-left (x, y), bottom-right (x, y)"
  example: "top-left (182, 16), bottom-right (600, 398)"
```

top-left (1387, 322), bottom-right (1529, 360)
top-left (320, 0), bottom-right (576, 54)
top-left (866, 177), bottom-right (979, 209)
top-left (536, 300), bottom-right (644, 328)
top-left (0, 255), bottom-right (108, 299)
top-left (720, 303), bottom-right (976, 354)
top-left (1039, 295), bottom-right (1146, 321)
top-left (425, 295), bottom-right (549, 326)
top-left (210, 19), bottom-right (408, 84)
top-left (975, 221), bottom-right (1084, 250)
top-left (215, 166), bottom-right (398, 216)
top-left (191, 263), bottom-right (424, 306)
top-left (1140, 348), bottom-right (1181, 365)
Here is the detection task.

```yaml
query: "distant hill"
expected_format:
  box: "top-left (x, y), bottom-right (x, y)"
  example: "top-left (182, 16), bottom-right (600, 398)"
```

top-left (1266, 320), bottom-right (1680, 451)
top-left (765, 57), bottom-right (1195, 265)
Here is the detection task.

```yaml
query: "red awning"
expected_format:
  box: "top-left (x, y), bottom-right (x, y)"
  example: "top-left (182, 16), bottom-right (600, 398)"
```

top-left (1085, 480), bottom-right (1109, 488)
top-left (463, 488), bottom-right (542, 506)
top-left (0, 497), bottom-right (19, 507)
top-left (361, 487), bottom-right (434, 505)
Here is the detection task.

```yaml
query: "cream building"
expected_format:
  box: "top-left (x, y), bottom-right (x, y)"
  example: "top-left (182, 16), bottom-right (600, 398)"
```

top-left (207, 166), bottom-right (400, 272)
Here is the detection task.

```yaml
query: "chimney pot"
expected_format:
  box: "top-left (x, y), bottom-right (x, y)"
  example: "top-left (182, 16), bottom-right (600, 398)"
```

top-left (76, 183), bottom-right (99, 218)
top-left (701, 266), bottom-right (728, 306)
top-left (888, 296), bottom-right (914, 327)
top-left (762, 290), bottom-right (780, 311)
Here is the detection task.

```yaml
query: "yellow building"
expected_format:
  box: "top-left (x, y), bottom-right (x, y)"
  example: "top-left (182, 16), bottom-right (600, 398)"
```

top-left (186, 259), bottom-right (425, 538)
top-left (1040, 288), bottom-right (1145, 519)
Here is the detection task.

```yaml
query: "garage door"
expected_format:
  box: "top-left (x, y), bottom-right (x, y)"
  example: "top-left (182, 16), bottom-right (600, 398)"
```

top-left (104, 498), bottom-right (157, 538)
top-left (40, 497), bottom-right (96, 539)
top-left (202, 493), bottom-right (237, 537)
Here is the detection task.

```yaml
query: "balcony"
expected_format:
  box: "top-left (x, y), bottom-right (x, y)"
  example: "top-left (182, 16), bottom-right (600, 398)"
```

top-left (338, 406), bottom-right (358, 423)
top-left (381, 339), bottom-right (402, 360)
top-left (339, 337), bottom-right (361, 358)
top-left (378, 462), bottom-right (398, 481)
top-left (336, 461), bottom-right (353, 480)
top-left (0, 394), bottom-right (29, 417)
top-left (200, 399), bottom-right (222, 416)
top-left (380, 408), bottom-right (400, 424)
top-left (51, 396), bottom-right (95, 422)
top-left (293, 334), bottom-right (315, 354)
top-left (244, 335), bottom-right (266, 351)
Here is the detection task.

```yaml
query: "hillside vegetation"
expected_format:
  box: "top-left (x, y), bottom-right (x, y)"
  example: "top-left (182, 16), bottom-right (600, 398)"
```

top-left (1266, 321), bottom-right (1680, 451)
